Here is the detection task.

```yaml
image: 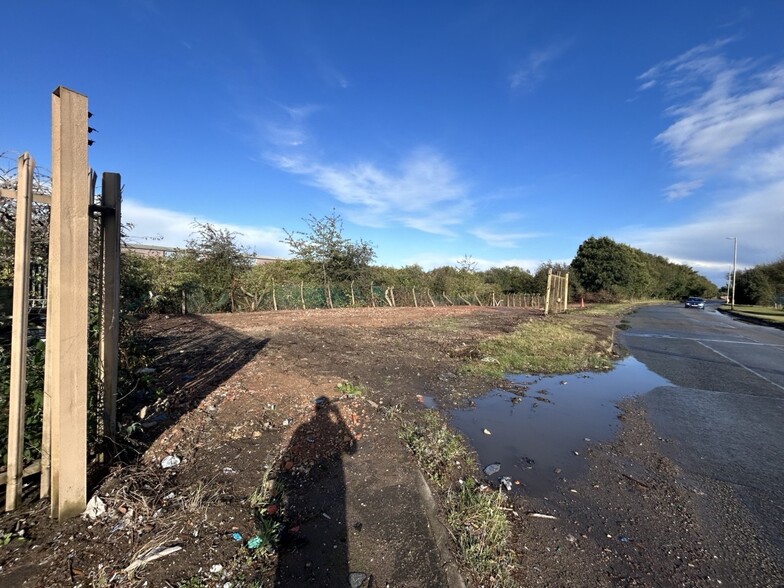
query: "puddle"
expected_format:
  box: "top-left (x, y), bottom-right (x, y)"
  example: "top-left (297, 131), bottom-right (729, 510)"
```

top-left (449, 356), bottom-right (670, 497)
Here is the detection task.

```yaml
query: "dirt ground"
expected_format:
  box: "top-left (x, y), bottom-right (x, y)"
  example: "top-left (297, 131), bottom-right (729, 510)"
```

top-left (0, 306), bottom-right (781, 587)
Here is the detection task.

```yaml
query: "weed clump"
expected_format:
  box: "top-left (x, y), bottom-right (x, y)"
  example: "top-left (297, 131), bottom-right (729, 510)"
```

top-left (399, 410), bottom-right (515, 586)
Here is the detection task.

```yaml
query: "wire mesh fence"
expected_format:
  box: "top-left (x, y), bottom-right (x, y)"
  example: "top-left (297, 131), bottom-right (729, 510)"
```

top-left (224, 280), bottom-right (543, 313)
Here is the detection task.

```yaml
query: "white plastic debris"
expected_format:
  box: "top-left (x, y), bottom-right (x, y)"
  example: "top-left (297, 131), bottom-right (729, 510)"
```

top-left (124, 546), bottom-right (182, 573)
top-left (83, 495), bottom-right (106, 520)
top-left (499, 476), bottom-right (513, 491)
top-left (210, 564), bottom-right (224, 574)
top-left (482, 428), bottom-right (491, 435)
top-left (161, 455), bottom-right (181, 469)
top-left (483, 463), bottom-right (501, 476)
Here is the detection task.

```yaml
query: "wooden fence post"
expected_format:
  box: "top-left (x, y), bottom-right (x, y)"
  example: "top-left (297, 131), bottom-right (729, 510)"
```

top-left (99, 173), bottom-right (121, 444)
top-left (544, 269), bottom-right (553, 315)
top-left (5, 154), bottom-right (35, 511)
top-left (45, 86), bottom-right (90, 520)
top-left (563, 273), bottom-right (569, 312)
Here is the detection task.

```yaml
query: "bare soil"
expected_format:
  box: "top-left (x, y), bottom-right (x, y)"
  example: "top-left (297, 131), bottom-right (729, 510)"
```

top-left (0, 306), bottom-right (780, 587)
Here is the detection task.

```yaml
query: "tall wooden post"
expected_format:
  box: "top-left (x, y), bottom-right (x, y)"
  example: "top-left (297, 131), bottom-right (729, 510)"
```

top-left (100, 173), bottom-right (121, 443)
top-left (45, 87), bottom-right (90, 520)
top-left (563, 273), bottom-right (569, 312)
top-left (544, 269), bottom-right (553, 315)
top-left (5, 154), bottom-right (35, 511)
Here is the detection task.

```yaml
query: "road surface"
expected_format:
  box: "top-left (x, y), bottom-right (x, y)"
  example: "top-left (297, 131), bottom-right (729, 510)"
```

top-left (620, 302), bottom-right (784, 569)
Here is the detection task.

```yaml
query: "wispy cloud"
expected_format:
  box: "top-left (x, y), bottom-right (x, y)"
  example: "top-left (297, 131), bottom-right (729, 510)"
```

top-left (123, 200), bottom-right (289, 257)
top-left (261, 101), bottom-right (322, 147)
top-left (663, 179), bottom-right (703, 201)
top-left (629, 39), bottom-right (784, 281)
top-left (509, 43), bottom-right (569, 90)
top-left (640, 38), bottom-right (784, 169)
top-left (266, 147), bottom-right (473, 235)
top-left (469, 227), bottom-right (545, 248)
top-left (623, 178), bottom-right (784, 279)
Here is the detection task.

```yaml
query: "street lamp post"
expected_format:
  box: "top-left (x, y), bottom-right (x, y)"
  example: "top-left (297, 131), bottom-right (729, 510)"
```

top-left (726, 237), bottom-right (737, 310)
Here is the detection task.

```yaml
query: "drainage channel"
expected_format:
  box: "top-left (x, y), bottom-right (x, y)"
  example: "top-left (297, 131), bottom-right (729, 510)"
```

top-left (449, 356), bottom-right (670, 497)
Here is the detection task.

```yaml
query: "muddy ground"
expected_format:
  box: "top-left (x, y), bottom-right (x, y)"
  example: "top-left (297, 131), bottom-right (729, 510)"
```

top-left (0, 306), bottom-right (781, 587)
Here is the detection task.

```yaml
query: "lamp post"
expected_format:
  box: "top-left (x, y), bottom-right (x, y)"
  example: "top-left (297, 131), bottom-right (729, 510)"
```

top-left (726, 237), bottom-right (737, 310)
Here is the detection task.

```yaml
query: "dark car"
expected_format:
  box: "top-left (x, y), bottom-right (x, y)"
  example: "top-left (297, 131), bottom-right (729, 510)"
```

top-left (685, 297), bottom-right (705, 309)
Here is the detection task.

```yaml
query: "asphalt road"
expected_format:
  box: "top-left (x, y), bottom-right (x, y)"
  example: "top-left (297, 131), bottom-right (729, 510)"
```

top-left (619, 302), bottom-right (784, 567)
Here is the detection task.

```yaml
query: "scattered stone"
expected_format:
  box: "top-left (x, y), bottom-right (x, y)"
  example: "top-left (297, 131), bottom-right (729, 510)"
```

top-left (349, 572), bottom-right (368, 588)
top-left (210, 563), bottom-right (224, 574)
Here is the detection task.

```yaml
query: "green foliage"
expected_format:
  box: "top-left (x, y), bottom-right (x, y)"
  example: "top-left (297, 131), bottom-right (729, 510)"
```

top-left (398, 410), bottom-right (514, 586)
top-left (572, 236), bottom-right (716, 301)
top-left (734, 256), bottom-right (783, 306)
top-left (283, 210), bottom-right (376, 284)
top-left (335, 381), bottom-right (365, 397)
top-left (0, 340), bottom-right (46, 466)
top-left (735, 267), bottom-right (774, 305)
top-left (481, 265), bottom-right (534, 294)
top-left (468, 318), bottom-right (614, 376)
top-left (185, 222), bottom-right (252, 312)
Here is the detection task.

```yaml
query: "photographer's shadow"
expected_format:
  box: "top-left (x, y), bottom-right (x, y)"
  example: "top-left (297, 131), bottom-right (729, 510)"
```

top-left (275, 397), bottom-right (357, 587)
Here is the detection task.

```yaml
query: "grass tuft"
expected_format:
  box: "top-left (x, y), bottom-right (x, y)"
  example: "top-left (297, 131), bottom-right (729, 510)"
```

top-left (447, 478), bottom-right (513, 584)
top-left (398, 410), bottom-right (515, 586)
top-left (465, 318), bottom-right (613, 377)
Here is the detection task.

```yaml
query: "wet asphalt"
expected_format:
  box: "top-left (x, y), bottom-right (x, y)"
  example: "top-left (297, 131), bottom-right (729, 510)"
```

top-left (619, 302), bottom-right (784, 563)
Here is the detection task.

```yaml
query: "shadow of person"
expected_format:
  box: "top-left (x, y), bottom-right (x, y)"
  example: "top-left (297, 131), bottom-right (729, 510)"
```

top-left (275, 397), bottom-right (358, 587)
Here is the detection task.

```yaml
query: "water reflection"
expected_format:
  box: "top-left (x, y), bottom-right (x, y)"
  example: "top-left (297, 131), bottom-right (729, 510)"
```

top-left (450, 357), bottom-right (669, 497)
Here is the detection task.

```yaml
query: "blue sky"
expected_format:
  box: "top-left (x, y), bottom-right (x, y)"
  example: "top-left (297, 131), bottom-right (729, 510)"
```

top-left (4, 1), bottom-right (784, 285)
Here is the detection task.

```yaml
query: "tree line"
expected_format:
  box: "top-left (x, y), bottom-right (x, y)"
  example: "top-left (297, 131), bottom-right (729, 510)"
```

top-left (732, 257), bottom-right (784, 306)
top-left (118, 218), bottom-right (718, 314)
top-left (0, 203), bottom-right (723, 315)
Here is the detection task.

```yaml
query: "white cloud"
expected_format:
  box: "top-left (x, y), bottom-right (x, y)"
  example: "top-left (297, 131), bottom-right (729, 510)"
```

top-left (641, 41), bottom-right (784, 169)
top-left (123, 200), bottom-right (290, 258)
top-left (663, 179), bottom-right (703, 201)
top-left (509, 43), bottom-right (569, 90)
top-left (621, 179), bottom-right (784, 282)
top-left (469, 227), bottom-right (545, 248)
top-left (265, 148), bottom-right (473, 235)
top-left (631, 40), bottom-right (784, 282)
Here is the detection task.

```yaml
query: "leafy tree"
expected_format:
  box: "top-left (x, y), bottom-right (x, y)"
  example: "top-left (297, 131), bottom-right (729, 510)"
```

top-left (735, 267), bottom-right (774, 305)
top-left (283, 211), bottom-right (375, 285)
top-left (571, 237), bottom-right (649, 300)
top-left (185, 222), bottom-right (252, 312)
top-left (481, 266), bottom-right (535, 294)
